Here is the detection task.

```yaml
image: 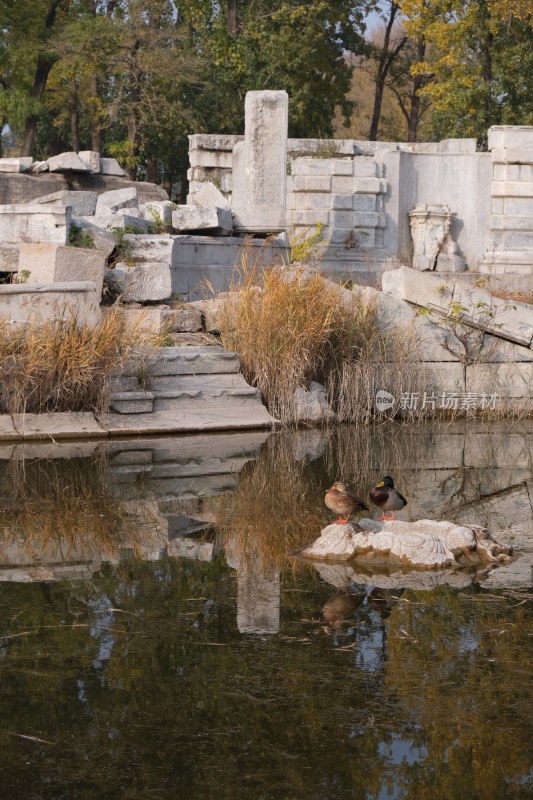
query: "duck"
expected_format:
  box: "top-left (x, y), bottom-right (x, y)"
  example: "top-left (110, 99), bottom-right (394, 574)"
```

top-left (369, 475), bottom-right (407, 521)
top-left (325, 482), bottom-right (369, 525)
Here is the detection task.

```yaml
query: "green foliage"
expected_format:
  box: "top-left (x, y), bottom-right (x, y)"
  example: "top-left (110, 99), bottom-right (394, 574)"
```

top-left (68, 222), bottom-right (95, 249)
top-left (289, 223), bottom-right (324, 263)
top-left (400, 0), bottom-right (533, 143)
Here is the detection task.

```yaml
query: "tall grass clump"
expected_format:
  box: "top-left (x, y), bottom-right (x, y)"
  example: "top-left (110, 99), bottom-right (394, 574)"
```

top-left (217, 262), bottom-right (426, 425)
top-left (0, 308), bottom-right (152, 416)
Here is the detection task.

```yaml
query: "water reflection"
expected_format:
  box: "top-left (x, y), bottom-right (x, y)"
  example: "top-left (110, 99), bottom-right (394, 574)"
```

top-left (0, 423), bottom-right (531, 799)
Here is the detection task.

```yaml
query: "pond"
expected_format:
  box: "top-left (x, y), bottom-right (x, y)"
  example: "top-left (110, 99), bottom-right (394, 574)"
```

top-left (0, 422), bottom-right (532, 800)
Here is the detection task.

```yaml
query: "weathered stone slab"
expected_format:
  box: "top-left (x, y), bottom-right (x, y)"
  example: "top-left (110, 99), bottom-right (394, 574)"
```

top-left (12, 412), bottom-right (107, 440)
top-left (0, 415), bottom-right (18, 441)
top-left (383, 266), bottom-right (533, 347)
top-left (72, 216), bottom-right (117, 256)
top-left (96, 187), bottom-right (138, 214)
top-left (77, 151), bottom-right (100, 173)
top-left (31, 189), bottom-right (98, 216)
top-left (99, 157), bottom-right (126, 176)
top-left (0, 281), bottom-right (100, 326)
top-left (232, 90), bottom-right (288, 233)
top-left (0, 204), bottom-right (71, 245)
top-left (0, 243), bottom-right (20, 272)
top-left (171, 205), bottom-right (232, 234)
top-left (47, 152), bottom-right (89, 173)
top-left (466, 363), bottom-right (533, 398)
top-left (100, 406), bottom-right (274, 435)
top-left (0, 157), bottom-right (33, 173)
top-left (102, 211), bottom-right (152, 232)
top-left (382, 265), bottom-right (454, 313)
top-left (488, 125), bottom-right (533, 150)
top-left (192, 181), bottom-right (231, 211)
top-left (161, 308), bottom-right (203, 332)
top-left (121, 234), bottom-right (174, 263)
top-left (121, 262), bottom-right (172, 302)
top-left (18, 243), bottom-right (106, 296)
top-left (144, 201), bottom-right (174, 226)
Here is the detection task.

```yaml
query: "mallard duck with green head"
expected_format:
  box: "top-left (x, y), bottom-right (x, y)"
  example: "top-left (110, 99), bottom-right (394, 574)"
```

top-left (369, 476), bottom-right (407, 521)
top-left (325, 482), bottom-right (369, 525)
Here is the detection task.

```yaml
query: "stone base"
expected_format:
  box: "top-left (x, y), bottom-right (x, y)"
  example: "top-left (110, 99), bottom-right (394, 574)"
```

top-left (478, 250), bottom-right (533, 275)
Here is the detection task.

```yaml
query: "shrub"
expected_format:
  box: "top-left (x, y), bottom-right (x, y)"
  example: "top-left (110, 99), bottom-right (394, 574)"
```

top-left (217, 262), bottom-right (425, 425)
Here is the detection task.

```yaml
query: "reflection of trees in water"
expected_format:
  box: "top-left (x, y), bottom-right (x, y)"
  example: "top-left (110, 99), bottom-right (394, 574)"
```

top-left (216, 433), bottom-right (326, 572)
top-left (0, 455), bottom-right (159, 563)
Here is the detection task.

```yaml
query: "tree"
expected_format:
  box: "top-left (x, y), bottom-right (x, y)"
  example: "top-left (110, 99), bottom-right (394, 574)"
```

top-left (368, 1), bottom-right (407, 140)
top-left (400, 0), bottom-right (533, 143)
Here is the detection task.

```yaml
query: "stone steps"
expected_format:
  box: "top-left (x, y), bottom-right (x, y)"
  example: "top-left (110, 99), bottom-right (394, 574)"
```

top-left (108, 345), bottom-right (272, 429)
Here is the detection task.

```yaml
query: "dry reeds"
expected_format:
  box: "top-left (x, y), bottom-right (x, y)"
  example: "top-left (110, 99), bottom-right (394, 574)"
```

top-left (1, 454), bottom-right (158, 562)
top-left (0, 307), bottom-right (155, 416)
top-left (217, 261), bottom-right (426, 425)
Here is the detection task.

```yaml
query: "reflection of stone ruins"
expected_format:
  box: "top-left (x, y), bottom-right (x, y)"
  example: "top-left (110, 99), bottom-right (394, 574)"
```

top-left (1, 92), bottom-right (533, 430)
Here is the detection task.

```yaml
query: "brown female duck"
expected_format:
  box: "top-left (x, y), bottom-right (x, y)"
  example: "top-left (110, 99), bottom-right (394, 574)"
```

top-left (325, 482), bottom-right (369, 525)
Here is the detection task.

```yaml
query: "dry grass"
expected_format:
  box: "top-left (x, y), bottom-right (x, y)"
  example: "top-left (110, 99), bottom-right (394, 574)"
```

top-left (0, 307), bottom-right (158, 415)
top-left (217, 262), bottom-right (426, 425)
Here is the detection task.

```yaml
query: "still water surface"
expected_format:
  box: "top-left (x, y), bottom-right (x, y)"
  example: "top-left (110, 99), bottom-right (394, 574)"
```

top-left (0, 423), bottom-right (532, 800)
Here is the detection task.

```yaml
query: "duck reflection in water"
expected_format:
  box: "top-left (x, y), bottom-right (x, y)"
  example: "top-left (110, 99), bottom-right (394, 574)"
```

top-left (322, 590), bottom-right (365, 630)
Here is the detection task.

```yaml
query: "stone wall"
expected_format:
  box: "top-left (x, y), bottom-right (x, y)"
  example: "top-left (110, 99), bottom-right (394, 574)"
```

top-left (188, 124), bottom-right (533, 285)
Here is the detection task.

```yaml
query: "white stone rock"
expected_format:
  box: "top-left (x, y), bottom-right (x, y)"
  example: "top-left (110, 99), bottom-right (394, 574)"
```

top-left (31, 190), bottom-right (98, 216)
top-left (122, 262), bottom-right (172, 302)
top-left (47, 152), bottom-right (89, 172)
top-left (18, 243), bottom-right (106, 296)
top-left (292, 381), bottom-right (335, 423)
top-left (301, 518), bottom-right (512, 567)
top-left (77, 150), bottom-right (100, 173)
top-left (99, 157), bottom-right (126, 176)
top-left (192, 181), bottom-right (231, 211)
top-left (0, 204), bottom-right (71, 245)
top-left (96, 187), bottom-right (138, 214)
top-left (0, 243), bottom-right (20, 272)
top-left (0, 157), bottom-right (33, 173)
top-left (382, 265), bottom-right (454, 313)
top-left (171, 205), bottom-right (233, 234)
top-left (31, 160), bottom-right (49, 173)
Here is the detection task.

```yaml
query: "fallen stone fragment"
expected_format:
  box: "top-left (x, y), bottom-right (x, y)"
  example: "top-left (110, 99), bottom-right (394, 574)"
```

top-left (96, 187), bottom-right (138, 215)
top-left (47, 152), bottom-right (89, 173)
top-left (72, 216), bottom-right (117, 257)
top-left (192, 181), bottom-right (231, 211)
top-left (99, 157), bottom-right (127, 176)
top-left (171, 205), bottom-right (233, 235)
top-left (19, 243), bottom-right (106, 296)
top-left (0, 157), bottom-right (33, 173)
top-left (31, 189), bottom-right (98, 217)
top-left (301, 518), bottom-right (513, 568)
top-left (292, 381), bottom-right (335, 423)
top-left (77, 150), bottom-right (100, 173)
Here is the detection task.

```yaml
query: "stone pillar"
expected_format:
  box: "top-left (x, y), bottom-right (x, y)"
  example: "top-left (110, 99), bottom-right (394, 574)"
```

top-left (480, 125), bottom-right (533, 277)
top-left (408, 203), bottom-right (465, 272)
top-left (232, 90), bottom-right (288, 233)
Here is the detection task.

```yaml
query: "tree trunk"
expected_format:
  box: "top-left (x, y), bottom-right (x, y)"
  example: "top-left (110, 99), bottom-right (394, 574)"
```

top-left (70, 79), bottom-right (80, 152)
top-left (146, 158), bottom-right (157, 183)
top-left (227, 0), bottom-right (238, 33)
top-left (20, 0), bottom-right (63, 156)
top-left (369, 2), bottom-right (401, 141)
top-left (407, 39), bottom-right (426, 142)
top-left (89, 73), bottom-right (102, 152)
